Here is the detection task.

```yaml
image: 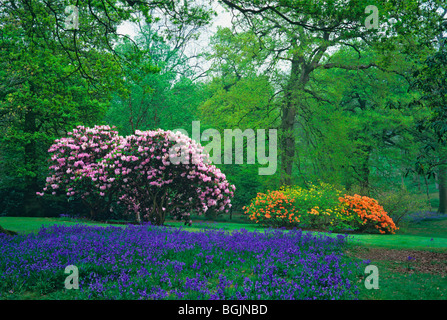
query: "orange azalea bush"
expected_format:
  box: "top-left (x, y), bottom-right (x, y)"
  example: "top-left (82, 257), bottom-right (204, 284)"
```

top-left (244, 184), bottom-right (399, 235)
top-left (338, 194), bottom-right (398, 234)
top-left (243, 190), bottom-right (300, 228)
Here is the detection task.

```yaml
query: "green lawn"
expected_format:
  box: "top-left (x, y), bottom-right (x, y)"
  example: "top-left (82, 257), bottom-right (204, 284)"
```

top-left (400, 217), bottom-right (447, 238)
top-left (0, 216), bottom-right (111, 234)
top-left (356, 260), bottom-right (447, 300)
top-left (346, 233), bottom-right (447, 251)
top-left (165, 220), bottom-right (264, 232)
top-left (346, 216), bottom-right (447, 251)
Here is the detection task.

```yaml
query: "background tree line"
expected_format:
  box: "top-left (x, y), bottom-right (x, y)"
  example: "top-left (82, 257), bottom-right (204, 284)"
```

top-left (0, 0), bottom-right (446, 220)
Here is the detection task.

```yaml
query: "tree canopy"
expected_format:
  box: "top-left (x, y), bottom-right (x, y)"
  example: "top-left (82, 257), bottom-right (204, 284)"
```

top-left (1, 0), bottom-right (447, 219)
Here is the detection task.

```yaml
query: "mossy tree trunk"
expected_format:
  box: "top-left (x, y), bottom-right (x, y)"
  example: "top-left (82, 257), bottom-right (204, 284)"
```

top-left (438, 164), bottom-right (447, 214)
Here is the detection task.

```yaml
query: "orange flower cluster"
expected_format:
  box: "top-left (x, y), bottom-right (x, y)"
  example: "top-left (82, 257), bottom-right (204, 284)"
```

top-left (338, 194), bottom-right (398, 234)
top-left (243, 190), bottom-right (300, 227)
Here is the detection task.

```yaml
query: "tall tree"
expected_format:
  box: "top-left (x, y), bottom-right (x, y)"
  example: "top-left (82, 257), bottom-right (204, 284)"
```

top-left (0, 3), bottom-right (122, 215)
top-left (104, 24), bottom-right (206, 136)
top-left (0, 0), bottom-right (216, 217)
top-left (198, 27), bottom-right (280, 211)
top-left (218, 0), bottom-right (445, 186)
top-left (409, 6), bottom-right (447, 212)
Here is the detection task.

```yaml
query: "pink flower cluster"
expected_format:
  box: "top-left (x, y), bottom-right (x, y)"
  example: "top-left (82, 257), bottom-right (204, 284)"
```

top-left (38, 126), bottom-right (235, 225)
top-left (37, 125), bottom-right (122, 200)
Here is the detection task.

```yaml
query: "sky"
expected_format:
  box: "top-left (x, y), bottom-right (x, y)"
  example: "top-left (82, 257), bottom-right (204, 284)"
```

top-left (116, 2), bottom-right (233, 44)
top-left (115, 1), bottom-right (234, 78)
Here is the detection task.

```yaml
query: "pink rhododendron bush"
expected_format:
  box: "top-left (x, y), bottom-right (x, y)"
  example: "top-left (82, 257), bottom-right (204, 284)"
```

top-left (38, 125), bottom-right (235, 226)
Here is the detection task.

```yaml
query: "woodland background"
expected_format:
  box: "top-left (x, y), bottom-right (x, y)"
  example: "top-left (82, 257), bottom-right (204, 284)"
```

top-left (0, 0), bottom-right (446, 221)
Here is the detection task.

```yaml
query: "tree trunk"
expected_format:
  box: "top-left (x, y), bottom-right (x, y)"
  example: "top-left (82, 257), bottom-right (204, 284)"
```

top-left (280, 58), bottom-right (298, 186)
top-left (424, 174), bottom-right (432, 211)
top-left (438, 164), bottom-right (447, 214)
top-left (23, 109), bottom-right (41, 216)
top-left (359, 165), bottom-right (370, 196)
top-left (435, 172), bottom-right (439, 190)
top-left (417, 173), bottom-right (422, 193)
top-left (280, 99), bottom-right (296, 186)
top-left (280, 53), bottom-right (312, 186)
top-left (358, 146), bottom-right (371, 196)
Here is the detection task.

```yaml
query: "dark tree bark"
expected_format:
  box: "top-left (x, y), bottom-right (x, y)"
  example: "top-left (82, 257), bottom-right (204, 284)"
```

top-left (23, 108), bottom-right (42, 216)
top-left (279, 47), bottom-right (323, 186)
top-left (280, 58), bottom-right (299, 186)
top-left (438, 164), bottom-right (447, 214)
top-left (359, 150), bottom-right (371, 196)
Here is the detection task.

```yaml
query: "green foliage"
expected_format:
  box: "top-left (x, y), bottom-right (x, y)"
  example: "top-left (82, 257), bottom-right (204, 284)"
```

top-left (412, 44), bottom-right (447, 142)
top-left (374, 188), bottom-right (427, 227)
top-left (0, 0), bottom-right (446, 223)
top-left (0, 0), bottom-right (129, 216)
top-left (198, 27), bottom-right (281, 213)
top-left (291, 45), bottom-right (423, 195)
top-left (199, 27), bottom-right (279, 132)
top-left (281, 183), bottom-right (354, 232)
top-left (244, 182), bottom-right (356, 232)
top-left (0, 1), bottom-right (215, 217)
top-left (104, 25), bottom-right (205, 136)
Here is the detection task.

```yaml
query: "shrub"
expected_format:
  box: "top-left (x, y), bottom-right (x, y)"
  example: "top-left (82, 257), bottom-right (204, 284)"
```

top-left (280, 182), bottom-right (352, 232)
top-left (338, 194), bottom-right (398, 234)
top-left (37, 125), bottom-right (123, 219)
top-left (374, 189), bottom-right (426, 227)
top-left (91, 129), bottom-right (235, 225)
top-left (38, 126), bottom-right (235, 226)
top-left (244, 183), bottom-right (399, 234)
top-left (244, 182), bottom-right (353, 232)
top-left (243, 190), bottom-right (300, 228)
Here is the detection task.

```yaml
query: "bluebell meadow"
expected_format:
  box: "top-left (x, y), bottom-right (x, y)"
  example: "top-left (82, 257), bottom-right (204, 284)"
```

top-left (0, 224), bottom-right (367, 299)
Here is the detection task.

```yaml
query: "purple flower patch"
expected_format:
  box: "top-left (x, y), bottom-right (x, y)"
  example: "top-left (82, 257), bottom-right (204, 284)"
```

top-left (0, 224), bottom-right (365, 300)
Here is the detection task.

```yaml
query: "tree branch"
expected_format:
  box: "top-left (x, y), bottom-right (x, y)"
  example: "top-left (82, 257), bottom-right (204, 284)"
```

top-left (319, 62), bottom-right (378, 70)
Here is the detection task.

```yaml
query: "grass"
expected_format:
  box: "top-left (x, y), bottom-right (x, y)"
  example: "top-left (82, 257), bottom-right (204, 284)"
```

top-left (347, 212), bottom-right (447, 251)
top-left (400, 217), bottom-right (447, 238)
top-left (1, 214), bottom-right (446, 300)
top-left (356, 259), bottom-right (447, 300)
top-left (346, 233), bottom-right (447, 251)
top-left (348, 214), bottom-right (447, 300)
top-left (166, 215), bottom-right (447, 251)
top-left (0, 216), bottom-right (111, 234)
top-left (165, 220), bottom-right (264, 233)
